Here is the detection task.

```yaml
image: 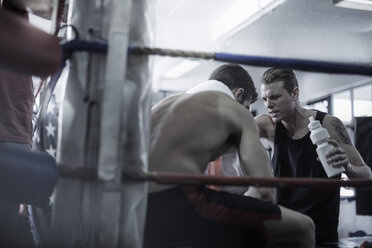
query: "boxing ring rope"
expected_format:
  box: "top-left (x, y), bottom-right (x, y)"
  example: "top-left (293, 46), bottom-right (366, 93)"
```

top-left (58, 165), bottom-right (372, 188)
top-left (35, 38), bottom-right (372, 192)
top-left (56, 39), bottom-right (372, 188)
top-left (61, 39), bottom-right (372, 76)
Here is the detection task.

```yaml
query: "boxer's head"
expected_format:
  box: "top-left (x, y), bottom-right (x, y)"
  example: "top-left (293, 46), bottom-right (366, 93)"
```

top-left (261, 68), bottom-right (298, 95)
top-left (261, 68), bottom-right (300, 122)
top-left (209, 64), bottom-right (257, 109)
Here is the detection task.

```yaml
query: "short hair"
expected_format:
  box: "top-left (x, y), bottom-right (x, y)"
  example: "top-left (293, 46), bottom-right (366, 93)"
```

top-left (261, 68), bottom-right (298, 94)
top-left (209, 64), bottom-right (258, 103)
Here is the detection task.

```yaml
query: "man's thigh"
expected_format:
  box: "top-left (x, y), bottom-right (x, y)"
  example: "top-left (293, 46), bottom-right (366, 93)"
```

top-left (145, 186), bottom-right (281, 247)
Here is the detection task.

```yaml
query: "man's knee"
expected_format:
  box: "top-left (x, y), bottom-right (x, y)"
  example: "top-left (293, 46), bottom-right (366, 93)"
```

top-left (300, 214), bottom-right (315, 243)
top-left (281, 206), bottom-right (315, 245)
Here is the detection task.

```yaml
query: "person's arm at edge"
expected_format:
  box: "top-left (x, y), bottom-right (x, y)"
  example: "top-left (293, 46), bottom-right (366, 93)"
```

top-left (324, 115), bottom-right (372, 179)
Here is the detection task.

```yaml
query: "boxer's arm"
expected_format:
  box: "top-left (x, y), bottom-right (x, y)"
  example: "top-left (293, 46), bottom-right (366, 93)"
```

top-left (255, 114), bottom-right (275, 148)
top-left (237, 111), bottom-right (275, 201)
top-left (255, 114), bottom-right (269, 139)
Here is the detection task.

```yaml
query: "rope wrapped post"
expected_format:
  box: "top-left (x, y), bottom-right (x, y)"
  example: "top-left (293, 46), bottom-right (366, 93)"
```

top-left (51, 0), bottom-right (108, 246)
top-left (51, 1), bottom-right (153, 247)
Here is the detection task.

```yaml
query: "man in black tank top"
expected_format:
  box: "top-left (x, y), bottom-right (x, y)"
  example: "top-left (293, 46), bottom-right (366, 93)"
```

top-left (255, 68), bottom-right (372, 245)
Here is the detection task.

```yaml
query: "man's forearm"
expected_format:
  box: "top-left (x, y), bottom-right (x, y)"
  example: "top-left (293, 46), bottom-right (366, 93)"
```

top-left (346, 163), bottom-right (372, 179)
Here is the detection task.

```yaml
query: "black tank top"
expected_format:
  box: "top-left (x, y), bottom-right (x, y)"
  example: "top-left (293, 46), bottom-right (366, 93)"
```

top-left (272, 111), bottom-right (340, 243)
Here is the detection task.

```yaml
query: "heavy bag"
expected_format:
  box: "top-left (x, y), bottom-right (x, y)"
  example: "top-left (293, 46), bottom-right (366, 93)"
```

top-left (0, 143), bottom-right (58, 208)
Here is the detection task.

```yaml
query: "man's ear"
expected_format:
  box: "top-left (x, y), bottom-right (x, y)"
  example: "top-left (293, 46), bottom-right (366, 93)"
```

top-left (233, 88), bottom-right (244, 101)
top-left (292, 87), bottom-right (299, 100)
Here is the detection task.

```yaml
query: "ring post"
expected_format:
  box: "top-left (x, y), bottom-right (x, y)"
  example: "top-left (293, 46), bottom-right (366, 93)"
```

top-left (51, 0), bottom-right (153, 247)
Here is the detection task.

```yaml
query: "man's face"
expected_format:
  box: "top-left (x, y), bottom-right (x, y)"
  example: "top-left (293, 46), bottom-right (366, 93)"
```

top-left (261, 81), bottom-right (296, 122)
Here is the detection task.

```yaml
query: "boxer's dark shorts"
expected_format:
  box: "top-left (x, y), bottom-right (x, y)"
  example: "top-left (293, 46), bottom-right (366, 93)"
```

top-left (145, 185), bottom-right (281, 248)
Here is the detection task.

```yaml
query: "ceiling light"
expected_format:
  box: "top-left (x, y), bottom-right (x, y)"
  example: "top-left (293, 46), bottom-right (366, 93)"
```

top-left (334, 0), bottom-right (372, 11)
top-left (163, 60), bottom-right (201, 79)
top-left (212, 0), bottom-right (286, 41)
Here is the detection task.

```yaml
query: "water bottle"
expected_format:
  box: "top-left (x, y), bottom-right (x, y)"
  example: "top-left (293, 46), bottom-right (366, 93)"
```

top-left (308, 116), bottom-right (345, 177)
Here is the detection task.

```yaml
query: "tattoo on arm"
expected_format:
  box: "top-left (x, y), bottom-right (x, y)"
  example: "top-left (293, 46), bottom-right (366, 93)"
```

top-left (330, 119), bottom-right (352, 145)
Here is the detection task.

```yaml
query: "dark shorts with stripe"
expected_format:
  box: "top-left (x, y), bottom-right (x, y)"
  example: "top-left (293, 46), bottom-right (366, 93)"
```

top-left (144, 186), bottom-right (281, 248)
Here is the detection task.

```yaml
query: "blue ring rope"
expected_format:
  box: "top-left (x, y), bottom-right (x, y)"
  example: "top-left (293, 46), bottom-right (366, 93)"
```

top-left (215, 53), bottom-right (372, 76)
top-left (61, 40), bottom-right (372, 76)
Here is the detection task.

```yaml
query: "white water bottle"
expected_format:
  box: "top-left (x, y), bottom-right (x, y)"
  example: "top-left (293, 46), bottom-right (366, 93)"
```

top-left (308, 116), bottom-right (345, 177)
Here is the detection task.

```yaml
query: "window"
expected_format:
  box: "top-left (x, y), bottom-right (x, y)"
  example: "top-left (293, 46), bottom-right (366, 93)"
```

top-left (306, 98), bottom-right (329, 113)
top-left (332, 90), bottom-right (352, 123)
top-left (353, 84), bottom-right (372, 117)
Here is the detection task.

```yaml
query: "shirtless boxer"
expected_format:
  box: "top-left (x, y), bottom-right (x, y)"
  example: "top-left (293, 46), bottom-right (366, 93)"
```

top-left (145, 64), bottom-right (315, 248)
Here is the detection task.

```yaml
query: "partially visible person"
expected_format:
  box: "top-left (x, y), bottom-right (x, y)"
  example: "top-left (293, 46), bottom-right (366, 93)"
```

top-left (255, 67), bottom-right (372, 246)
top-left (0, 0), bottom-right (61, 77)
top-left (0, 1), bottom-right (34, 246)
top-left (145, 64), bottom-right (315, 248)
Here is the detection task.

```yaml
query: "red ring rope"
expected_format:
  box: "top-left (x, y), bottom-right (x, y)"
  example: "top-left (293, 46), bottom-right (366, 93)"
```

top-left (58, 165), bottom-right (372, 188)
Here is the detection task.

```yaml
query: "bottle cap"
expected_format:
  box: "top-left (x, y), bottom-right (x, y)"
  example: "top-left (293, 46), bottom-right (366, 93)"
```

top-left (308, 116), bottom-right (321, 130)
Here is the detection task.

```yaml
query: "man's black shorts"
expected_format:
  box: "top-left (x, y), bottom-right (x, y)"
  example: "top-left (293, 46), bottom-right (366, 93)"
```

top-left (145, 185), bottom-right (281, 248)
